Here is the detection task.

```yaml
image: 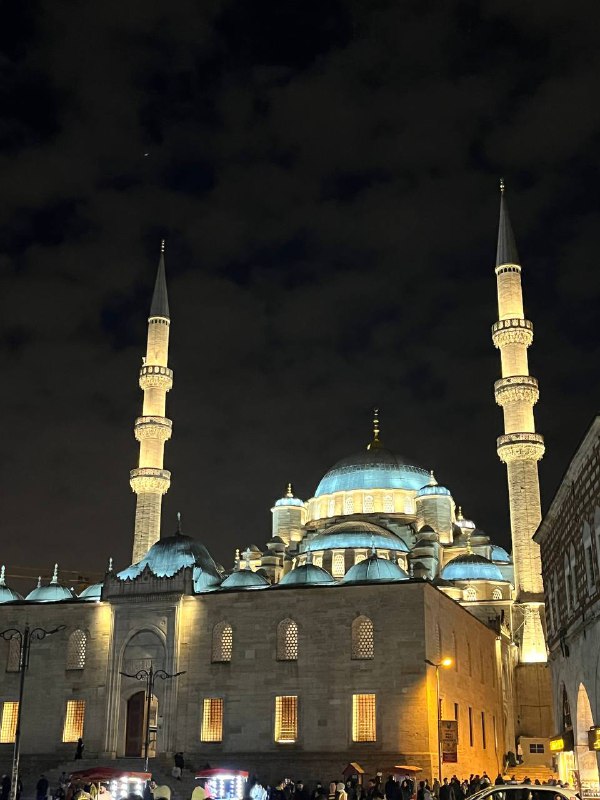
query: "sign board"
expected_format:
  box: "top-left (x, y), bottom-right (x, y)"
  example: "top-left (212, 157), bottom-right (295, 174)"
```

top-left (580, 781), bottom-right (600, 800)
top-left (588, 727), bottom-right (600, 751)
top-left (440, 719), bottom-right (458, 763)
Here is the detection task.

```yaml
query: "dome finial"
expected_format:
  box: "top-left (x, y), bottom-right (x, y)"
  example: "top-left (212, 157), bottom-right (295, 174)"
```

top-left (466, 527), bottom-right (473, 555)
top-left (176, 511), bottom-right (182, 534)
top-left (51, 564), bottom-right (59, 584)
top-left (0, 566), bottom-right (5, 586)
top-left (286, 483), bottom-right (293, 498)
top-left (456, 506), bottom-right (463, 521)
top-left (306, 550), bottom-right (313, 565)
top-left (161, 238), bottom-right (166, 254)
top-left (499, 177), bottom-right (505, 194)
top-left (108, 557), bottom-right (113, 573)
top-left (367, 407), bottom-right (382, 450)
top-left (429, 470), bottom-right (437, 486)
top-left (36, 576), bottom-right (41, 589)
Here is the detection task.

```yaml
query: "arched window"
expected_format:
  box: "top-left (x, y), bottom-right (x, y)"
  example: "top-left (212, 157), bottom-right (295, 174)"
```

top-left (66, 630), bottom-right (87, 670)
top-left (211, 622), bottom-right (233, 663)
top-left (383, 495), bottom-right (394, 513)
top-left (363, 495), bottom-right (374, 513)
top-left (312, 552), bottom-right (323, 568)
top-left (492, 587), bottom-right (502, 601)
top-left (277, 619), bottom-right (298, 661)
top-left (352, 616), bottom-right (374, 660)
top-left (344, 496), bottom-right (354, 515)
top-left (332, 552), bottom-right (345, 578)
top-left (464, 586), bottom-right (477, 601)
top-left (355, 551), bottom-right (367, 565)
top-left (564, 553), bottom-right (574, 613)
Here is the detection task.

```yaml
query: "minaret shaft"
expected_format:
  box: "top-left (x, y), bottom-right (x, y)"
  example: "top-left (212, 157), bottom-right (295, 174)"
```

top-left (130, 252), bottom-right (172, 563)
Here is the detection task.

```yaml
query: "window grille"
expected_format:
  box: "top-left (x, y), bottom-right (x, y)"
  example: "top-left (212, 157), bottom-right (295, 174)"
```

top-left (277, 619), bottom-right (298, 661)
top-left (492, 588), bottom-right (502, 601)
top-left (212, 622), bottom-right (233, 663)
top-left (63, 700), bottom-right (85, 742)
top-left (332, 552), bottom-right (345, 578)
top-left (201, 698), bottom-right (223, 742)
top-left (363, 495), bottom-right (374, 513)
top-left (355, 551), bottom-right (367, 565)
top-left (66, 630), bottom-right (87, 670)
top-left (312, 553), bottom-right (323, 568)
top-left (274, 696), bottom-right (297, 742)
top-left (0, 702), bottom-right (18, 743)
top-left (352, 616), bottom-right (374, 659)
top-left (352, 694), bottom-right (376, 742)
top-left (383, 495), bottom-right (394, 513)
top-left (464, 586), bottom-right (477, 601)
top-left (344, 496), bottom-right (354, 515)
top-left (6, 638), bottom-right (20, 673)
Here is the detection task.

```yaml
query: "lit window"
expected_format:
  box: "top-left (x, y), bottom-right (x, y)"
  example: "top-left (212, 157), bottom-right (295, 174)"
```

top-left (492, 588), bottom-right (502, 601)
top-left (6, 638), bottom-right (20, 673)
top-left (66, 630), bottom-right (87, 670)
top-left (0, 702), bottom-right (18, 743)
top-left (332, 552), bottom-right (345, 578)
top-left (212, 622), bottom-right (233, 663)
top-left (376, 550), bottom-right (389, 560)
top-left (344, 496), bottom-right (354, 515)
top-left (277, 619), bottom-right (298, 661)
top-left (352, 694), bottom-right (376, 742)
top-left (363, 495), bottom-right (374, 513)
top-left (274, 696), bottom-right (297, 743)
top-left (352, 616), bottom-right (374, 659)
top-left (383, 495), bottom-right (394, 513)
top-left (355, 551), bottom-right (367, 565)
top-left (312, 553), bottom-right (323, 568)
top-left (328, 499), bottom-right (335, 517)
top-left (464, 587), bottom-right (477, 601)
top-left (201, 698), bottom-right (223, 742)
top-left (63, 700), bottom-right (85, 742)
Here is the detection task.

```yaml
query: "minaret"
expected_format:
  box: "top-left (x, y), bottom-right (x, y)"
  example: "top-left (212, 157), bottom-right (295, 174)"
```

top-left (130, 242), bottom-right (173, 563)
top-left (492, 180), bottom-right (546, 663)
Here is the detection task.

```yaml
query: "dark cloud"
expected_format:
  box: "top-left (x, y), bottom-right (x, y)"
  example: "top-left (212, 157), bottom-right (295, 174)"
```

top-left (0, 0), bottom-right (599, 586)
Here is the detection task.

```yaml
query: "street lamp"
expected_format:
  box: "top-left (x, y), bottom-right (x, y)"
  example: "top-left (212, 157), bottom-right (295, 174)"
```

top-left (424, 657), bottom-right (453, 782)
top-left (120, 663), bottom-right (185, 771)
top-left (0, 624), bottom-right (65, 800)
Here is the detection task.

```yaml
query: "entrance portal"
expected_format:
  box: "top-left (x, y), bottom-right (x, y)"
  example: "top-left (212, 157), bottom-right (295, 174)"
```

top-left (576, 683), bottom-right (599, 794)
top-left (125, 691), bottom-right (158, 757)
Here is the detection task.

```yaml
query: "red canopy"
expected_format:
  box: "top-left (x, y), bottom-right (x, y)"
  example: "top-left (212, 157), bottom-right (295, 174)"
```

top-left (70, 768), bottom-right (151, 782)
top-left (195, 770), bottom-right (248, 780)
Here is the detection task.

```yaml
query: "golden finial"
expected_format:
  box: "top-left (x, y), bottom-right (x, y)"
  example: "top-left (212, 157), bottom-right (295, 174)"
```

top-left (51, 563), bottom-right (59, 584)
top-left (0, 566), bottom-right (5, 586)
top-left (466, 527), bottom-right (473, 555)
top-left (456, 506), bottom-right (463, 521)
top-left (367, 408), bottom-right (382, 450)
top-left (429, 470), bottom-right (437, 486)
top-left (286, 483), bottom-right (293, 498)
top-left (160, 238), bottom-right (165, 253)
top-left (499, 178), bottom-right (505, 194)
top-left (108, 557), bottom-right (113, 573)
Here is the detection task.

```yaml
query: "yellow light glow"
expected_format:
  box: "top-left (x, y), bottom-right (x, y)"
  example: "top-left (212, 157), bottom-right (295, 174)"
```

top-left (352, 694), bottom-right (377, 742)
top-left (275, 696), bottom-right (298, 743)
top-left (441, 657), bottom-right (453, 668)
top-left (549, 737), bottom-right (564, 752)
top-left (0, 702), bottom-right (18, 743)
top-left (62, 700), bottom-right (85, 742)
top-left (201, 698), bottom-right (223, 742)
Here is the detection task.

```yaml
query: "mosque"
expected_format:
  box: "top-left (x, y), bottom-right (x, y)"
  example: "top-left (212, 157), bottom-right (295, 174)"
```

top-left (0, 187), bottom-right (553, 782)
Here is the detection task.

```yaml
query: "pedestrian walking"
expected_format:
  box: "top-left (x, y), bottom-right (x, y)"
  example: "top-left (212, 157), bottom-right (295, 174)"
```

top-left (75, 738), bottom-right (84, 760)
top-left (37, 776), bottom-right (49, 800)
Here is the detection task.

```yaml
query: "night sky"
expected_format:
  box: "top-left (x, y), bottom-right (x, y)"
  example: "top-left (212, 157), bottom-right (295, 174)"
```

top-left (1, 0), bottom-right (599, 586)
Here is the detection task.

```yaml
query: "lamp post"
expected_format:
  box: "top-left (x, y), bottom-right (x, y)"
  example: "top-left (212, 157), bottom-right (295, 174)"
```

top-left (0, 624), bottom-right (65, 800)
top-left (120, 663), bottom-right (185, 771)
top-left (424, 657), bottom-right (453, 783)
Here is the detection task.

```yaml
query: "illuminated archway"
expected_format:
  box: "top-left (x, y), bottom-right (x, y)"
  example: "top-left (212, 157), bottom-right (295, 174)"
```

top-left (576, 683), bottom-right (599, 791)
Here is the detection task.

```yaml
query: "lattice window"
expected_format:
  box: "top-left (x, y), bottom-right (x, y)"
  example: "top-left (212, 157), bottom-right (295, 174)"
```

top-left (62, 700), bottom-right (85, 742)
top-left (363, 495), bottom-right (374, 513)
top-left (352, 694), bottom-right (376, 741)
top-left (66, 630), bottom-right (87, 670)
top-left (6, 638), bottom-right (20, 673)
top-left (355, 551), bottom-right (367, 565)
top-left (492, 587), bottom-right (502, 601)
top-left (352, 616), bottom-right (374, 659)
top-left (464, 586), bottom-right (477, 601)
top-left (277, 619), bottom-right (298, 661)
top-left (312, 552), bottom-right (323, 568)
top-left (274, 695), bottom-right (297, 743)
top-left (383, 495), bottom-right (394, 513)
top-left (344, 496), bottom-right (354, 515)
top-left (332, 552), bottom-right (345, 578)
top-left (212, 622), bottom-right (233, 663)
top-left (0, 702), bottom-right (18, 743)
top-left (201, 698), bottom-right (223, 742)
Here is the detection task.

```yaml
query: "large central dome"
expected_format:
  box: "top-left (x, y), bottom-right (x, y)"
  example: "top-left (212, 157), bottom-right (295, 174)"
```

top-left (315, 446), bottom-right (429, 496)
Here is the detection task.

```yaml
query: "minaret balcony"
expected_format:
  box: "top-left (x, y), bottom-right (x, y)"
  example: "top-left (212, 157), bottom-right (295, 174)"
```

top-left (130, 467), bottom-right (171, 494)
top-left (134, 416), bottom-right (173, 442)
top-left (139, 364), bottom-right (173, 391)
top-left (497, 432), bottom-right (545, 464)
top-left (491, 318), bottom-right (533, 349)
top-left (494, 376), bottom-right (539, 407)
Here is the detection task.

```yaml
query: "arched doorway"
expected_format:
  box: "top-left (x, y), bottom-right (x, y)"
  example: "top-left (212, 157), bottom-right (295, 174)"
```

top-left (576, 683), bottom-right (599, 793)
top-left (125, 691), bottom-right (158, 757)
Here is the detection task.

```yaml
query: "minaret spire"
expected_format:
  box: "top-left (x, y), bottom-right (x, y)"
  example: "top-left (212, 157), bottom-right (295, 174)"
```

top-left (492, 181), bottom-right (546, 663)
top-left (130, 242), bottom-right (174, 562)
top-left (367, 407), bottom-right (382, 450)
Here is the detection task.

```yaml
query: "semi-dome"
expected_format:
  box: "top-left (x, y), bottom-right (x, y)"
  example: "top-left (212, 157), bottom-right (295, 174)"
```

top-left (278, 563), bottom-right (334, 586)
top-left (118, 529), bottom-right (221, 588)
top-left (0, 567), bottom-right (23, 603)
top-left (490, 544), bottom-right (511, 563)
top-left (26, 565), bottom-right (76, 603)
top-left (315, 446), bottom-right (429, 497)
top-left (342, 554), bottom-right (409, 584)
top-left (441, 553), bottom-right (505, 582)
top-left (78, 582), bottom-right (103, 601)
top-left (220, 569), bottom-right (270, 589)
top-left (304, 520), bottom-right (409, 553)
top-left (274, 483), bottom-right (305, 508)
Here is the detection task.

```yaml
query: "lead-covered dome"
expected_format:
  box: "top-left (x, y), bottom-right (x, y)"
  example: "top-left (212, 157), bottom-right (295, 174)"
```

top-left (220, 569), bottom-right (270, 589)
top-left (26, 565), bottom-right (76, 603)
top-left (78, 582), bottom-right (103, 601)
top-left (0, 567), bottom-right (23, 603)
top-left (342, 554), bottom-right (409, 583)
top-left (441, 553), bottom-right (505, 582)
top-left (315, 446), bottom-right (429, 496)
top-left (305, 520), bottom-right (409, 553)
top-left (279, 563), bottom-right (334, 586)
top-left (274, 483), bottom-right (305, 508)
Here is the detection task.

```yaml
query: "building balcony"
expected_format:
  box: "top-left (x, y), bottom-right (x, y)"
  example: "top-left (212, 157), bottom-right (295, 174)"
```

top-left (496, 432), bottom-right (545, 464)
top-left (494, 375), bottom-right (539, 407)
top-left (130, 467), bottom-right (171, 494)
top-left (139, 364), bottom-right (173, 391)
top-left (491, 318), bottom-right (533, 349)
top-left (134, 415), bottom-right (173, 442)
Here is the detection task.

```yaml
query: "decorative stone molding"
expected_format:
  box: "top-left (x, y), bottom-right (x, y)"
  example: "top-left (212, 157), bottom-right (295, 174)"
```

top-left (139, 364), bottom-right (173, 391)
top-left (494, 375), bottom-right (539, 407)
top-left (497, 432), bottom-right (545, 463)
top-left (130, 467), bottom-right (171, 494)
top-left (495, 264), bottom-right (521, 275)
top-left (134, 415), bottom-right (173, 442)
top-left (491, 318), bottom-right (533, 349)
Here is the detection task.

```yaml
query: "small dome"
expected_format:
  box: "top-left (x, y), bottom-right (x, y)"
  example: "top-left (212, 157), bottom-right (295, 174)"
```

top-left (26, 565), bottom-right (75, 603)
top-left (455, 507), bottom-right (476, 529)
top-left (441, 553), bottom-right (505, 582)
top-left (274, 484), bottom-right (305, 508)
top-left (220, 569), bottom-right (270, 589)
top-left (0, 567), bottom-right (23, 603)
top-left (305, 520), bottom-right (409, 553)
top-left (342, 554), bottom-right (409, 583)
top-left (417, 472), bottom-right (451, 498)
top-left (278, 563), bottom-right (334, 586)
top-left (315, 446), bottom-right (429, 496)
top-left (490, 544), bottom-right (511, 563)
top-left (78, 582), bottom-right (103, 601)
